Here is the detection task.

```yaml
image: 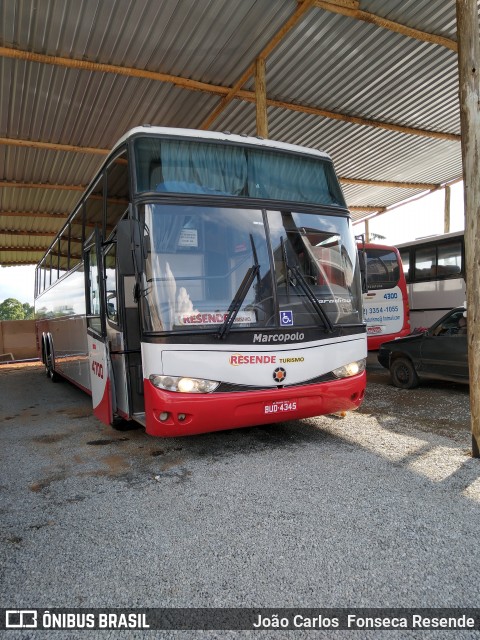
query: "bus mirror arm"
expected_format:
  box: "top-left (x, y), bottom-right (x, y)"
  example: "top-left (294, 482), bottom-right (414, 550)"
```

top-left (117, 217), bottom-right (146, 277)
top-left (355, 234), bottom-right (368, 293)
top-left (357, 246), bottom-right (368, 293)
top-left (133, 281), bottom-right (142, 304)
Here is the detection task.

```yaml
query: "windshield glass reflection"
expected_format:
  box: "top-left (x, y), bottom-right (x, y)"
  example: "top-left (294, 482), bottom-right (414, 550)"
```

top-left (141, 204), bottom-right (361, 333)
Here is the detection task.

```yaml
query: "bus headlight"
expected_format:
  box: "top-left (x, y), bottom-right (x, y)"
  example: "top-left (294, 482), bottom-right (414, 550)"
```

top-left (149, 375), bottom-right (219, 393)
top-left (332, 359), bottom-right (366, 379)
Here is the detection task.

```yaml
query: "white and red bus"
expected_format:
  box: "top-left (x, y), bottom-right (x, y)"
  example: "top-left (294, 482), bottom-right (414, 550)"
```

top-left (35, 127), bottom-right (366, 437)
top-left (359, 242), bottom-right (410, 350)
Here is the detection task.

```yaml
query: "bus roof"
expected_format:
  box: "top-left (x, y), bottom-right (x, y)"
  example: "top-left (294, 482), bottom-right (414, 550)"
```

top-left (395, 230), bottom-right (464, 249)
top-left (357, 242), bottom-right (402, 253)
top-left (111, 126), bottom-right (333, 162)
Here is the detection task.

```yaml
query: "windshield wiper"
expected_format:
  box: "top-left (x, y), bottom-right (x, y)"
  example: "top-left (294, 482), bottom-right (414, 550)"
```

top-left (280, 237), bottom-right (290, 299)
top-left (280, 236), bottom-right (333, 333)
top-left (217, 264), bottom-right (260, 340)
top-left (290, 265), bottom-right (334, 333)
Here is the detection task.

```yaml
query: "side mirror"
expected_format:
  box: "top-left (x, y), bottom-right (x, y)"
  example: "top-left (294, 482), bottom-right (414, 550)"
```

top-left (117, 217), bottom-right (146, 276)
top-left (358, 248), bottom-right (368, 293)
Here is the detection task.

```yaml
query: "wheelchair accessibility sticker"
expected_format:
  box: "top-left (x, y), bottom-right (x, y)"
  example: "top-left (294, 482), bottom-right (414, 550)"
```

top-left (280, 310), bottom-right (293, 326)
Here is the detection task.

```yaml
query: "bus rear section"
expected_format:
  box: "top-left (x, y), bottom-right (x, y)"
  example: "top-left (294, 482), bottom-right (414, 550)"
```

top-left (361, 243), bottom-right (410, 350)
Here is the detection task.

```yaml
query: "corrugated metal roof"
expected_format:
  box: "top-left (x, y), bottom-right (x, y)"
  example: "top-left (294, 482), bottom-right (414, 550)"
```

top-left (0, 0), bottom-right (478, 265)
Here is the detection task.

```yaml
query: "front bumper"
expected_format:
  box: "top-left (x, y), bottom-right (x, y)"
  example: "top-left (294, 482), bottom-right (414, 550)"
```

top-left (143, 372), bottom-right (366, 437)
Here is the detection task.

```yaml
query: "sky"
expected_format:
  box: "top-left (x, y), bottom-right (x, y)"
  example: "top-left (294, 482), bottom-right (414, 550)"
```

top-left (0, 182), bottom-right (465, 306)
top-left (355, 181), bottom-right (465, 245)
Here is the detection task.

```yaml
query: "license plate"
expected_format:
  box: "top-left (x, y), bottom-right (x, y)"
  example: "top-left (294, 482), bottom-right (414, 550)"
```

top-left (264, 400), bottom-right (297, 414)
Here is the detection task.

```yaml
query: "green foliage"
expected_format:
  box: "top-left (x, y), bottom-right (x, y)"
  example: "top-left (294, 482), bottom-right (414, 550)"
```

top-left (22, 302), bottom-right (35, 319)
top-left (0, 298), bottom-right (34, 320)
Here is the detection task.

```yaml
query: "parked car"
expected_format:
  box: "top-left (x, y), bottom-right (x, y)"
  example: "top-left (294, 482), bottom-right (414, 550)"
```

top-left (377, 307), bottom-right (468, 389)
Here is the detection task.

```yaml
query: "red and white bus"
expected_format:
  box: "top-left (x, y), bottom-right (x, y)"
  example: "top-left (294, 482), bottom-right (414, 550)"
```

top-left (359, 242), bottom-right (410, 350)
top-left (35, 127), bottom-right (366, 437)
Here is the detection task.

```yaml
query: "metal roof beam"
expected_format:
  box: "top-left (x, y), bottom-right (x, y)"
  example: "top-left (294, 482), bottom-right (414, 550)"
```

top-left (3, 178), bottom-right (442, 192)
top-left (339, 178), bottom-right (439, 189)
top-left (0, 45), bottom-right (230, 98)
top-left (0, 135), bottom-right (108, 155)
top-left (264, 99), bottom-right (460, 141)
top-left (0, 229), bottom-right (57, 237)
top-left (0, 181), bottom-right (85, 192)
top-left (0, 247), bottom-right (48, 252)
top-left (0, 42), bottom-right (459, 142)
top-left (349, 206), bottom-right (385, 213)
top-left (200, 0), bottom-right (317, 129)
top-left (307, 1), bottom-right (458, 51)
top-left (0, 211), bottom-right (68, 220)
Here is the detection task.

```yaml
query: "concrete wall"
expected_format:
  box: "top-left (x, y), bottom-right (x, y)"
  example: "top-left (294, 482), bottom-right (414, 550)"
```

top-left (0, 320), bottom-right (38, 361)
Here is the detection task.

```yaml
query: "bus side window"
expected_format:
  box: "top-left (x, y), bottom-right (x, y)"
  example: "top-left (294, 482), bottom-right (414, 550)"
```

top-left (414, 247), bottom-right (435, 281)
top-left (106, 148), bottom-right (130, 237)
top-left (149, 161), bottom-right (163, 190)
top-left (85, 177), bottom-right (105, 237)
top-left (438, 241), bottom-right (462, 278)
top-left (104, 243), bottom-right (118, 324)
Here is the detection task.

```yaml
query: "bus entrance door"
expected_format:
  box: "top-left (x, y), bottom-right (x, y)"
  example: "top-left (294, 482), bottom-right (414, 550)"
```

top-left (85, 230), bottom-right (114, 426)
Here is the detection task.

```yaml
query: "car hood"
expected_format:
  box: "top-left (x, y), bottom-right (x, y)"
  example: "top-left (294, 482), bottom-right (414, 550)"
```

top-left (379, 333), bottom-right (425, 350)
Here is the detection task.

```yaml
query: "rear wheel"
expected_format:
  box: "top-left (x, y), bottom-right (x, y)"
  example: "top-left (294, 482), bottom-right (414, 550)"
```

top-left (44, 339), bottom-right (60, 383)
top-left (390, 357), bottom-right (419, 389)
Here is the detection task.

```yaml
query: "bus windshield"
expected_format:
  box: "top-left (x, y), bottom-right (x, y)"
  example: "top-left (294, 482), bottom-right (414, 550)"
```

top-left (141, 204), bottom-right (361, 334)
top-left (134, 136), bottom-right (346, 207)
top-left (365, 247), bottom-right (401, 289)
top-left (360, 243), bottom-right (410, 350)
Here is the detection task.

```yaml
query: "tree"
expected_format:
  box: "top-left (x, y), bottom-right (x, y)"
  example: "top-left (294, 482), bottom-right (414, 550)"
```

top-left (22, 302), bottom-right (35, 319)
top-left (0, 298), bottom-right (33, 320)
top-left (370, 232), bottom-right (386, 241)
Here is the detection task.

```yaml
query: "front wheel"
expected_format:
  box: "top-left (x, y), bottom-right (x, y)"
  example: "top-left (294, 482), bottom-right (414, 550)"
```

top-left (390, 357), bottom-right (419, 389)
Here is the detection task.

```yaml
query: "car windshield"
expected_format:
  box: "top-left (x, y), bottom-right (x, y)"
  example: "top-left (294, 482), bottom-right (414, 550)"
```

top-left (140, 204), bottom-right (362, 334)
top-left (431, 309), bottom-right (467, 336)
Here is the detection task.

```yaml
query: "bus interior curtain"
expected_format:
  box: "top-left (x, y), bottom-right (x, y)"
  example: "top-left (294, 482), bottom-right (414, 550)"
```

top-left (159, 141), bottom-right (247, 195)
top-left (246, 152), bottom-right (339, 205)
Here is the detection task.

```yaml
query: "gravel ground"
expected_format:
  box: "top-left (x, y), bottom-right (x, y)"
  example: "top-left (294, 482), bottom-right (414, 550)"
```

top-left (1, 361), bottom-right (479, 639)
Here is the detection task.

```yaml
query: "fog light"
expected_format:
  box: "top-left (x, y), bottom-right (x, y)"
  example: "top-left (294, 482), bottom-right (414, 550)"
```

top-left (178, 413), bottom-right (186, 421)
top-left (159, 411), bottom-right (169, 421)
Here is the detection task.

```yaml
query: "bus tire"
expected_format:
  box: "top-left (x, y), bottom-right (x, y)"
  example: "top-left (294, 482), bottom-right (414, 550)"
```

top-left (111, 416), bottom-right (141, 431)
top-left (390, 357), bottom-right (419, 389)
top-left (45, 336), bottom-right (60, 383)
top-left (42, 338), bottom-right (50, 378)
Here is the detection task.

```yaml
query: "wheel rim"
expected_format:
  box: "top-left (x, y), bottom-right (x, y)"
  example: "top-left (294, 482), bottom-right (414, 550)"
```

top-left (396, 362), bottom-right (410, 384)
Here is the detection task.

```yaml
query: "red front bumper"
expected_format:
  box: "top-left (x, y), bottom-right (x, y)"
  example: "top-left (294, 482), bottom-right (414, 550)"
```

top-left (143, 373), bottom-right (366, 437)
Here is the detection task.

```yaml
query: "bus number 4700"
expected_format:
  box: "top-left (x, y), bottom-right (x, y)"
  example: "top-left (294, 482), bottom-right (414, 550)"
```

top-left (92, 360), bottom-right (104, 379)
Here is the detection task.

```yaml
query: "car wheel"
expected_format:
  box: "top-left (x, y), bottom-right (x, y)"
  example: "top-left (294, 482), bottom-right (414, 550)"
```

top-left (390, 357), bottom-right (419, 389)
